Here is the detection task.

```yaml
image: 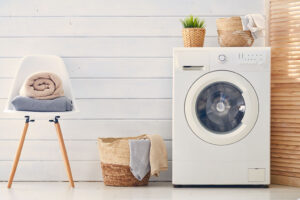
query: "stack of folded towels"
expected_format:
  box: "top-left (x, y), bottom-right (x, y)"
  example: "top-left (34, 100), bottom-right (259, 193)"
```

top-left (12, 72), bottom-right (73, 112)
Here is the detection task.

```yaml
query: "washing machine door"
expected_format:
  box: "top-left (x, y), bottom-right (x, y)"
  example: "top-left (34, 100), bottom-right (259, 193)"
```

top-left (185, 71), bottom-right (259, 145)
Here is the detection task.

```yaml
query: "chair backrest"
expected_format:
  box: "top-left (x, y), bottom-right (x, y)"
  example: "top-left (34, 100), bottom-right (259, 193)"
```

top-left (4, 55), bottom-right (78, 115)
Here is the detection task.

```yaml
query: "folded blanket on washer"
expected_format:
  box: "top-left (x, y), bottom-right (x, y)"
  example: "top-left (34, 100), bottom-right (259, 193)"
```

top-left (11, 96), bottom-right (73, 112)
top-left (20, 72), bottom-right (64, 100)
top-left (129, 139), bottom-right (151, 181)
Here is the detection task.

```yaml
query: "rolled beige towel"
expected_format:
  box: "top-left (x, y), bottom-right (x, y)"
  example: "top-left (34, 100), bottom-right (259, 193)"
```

top-left (20, 72), bottom-right (64, 100)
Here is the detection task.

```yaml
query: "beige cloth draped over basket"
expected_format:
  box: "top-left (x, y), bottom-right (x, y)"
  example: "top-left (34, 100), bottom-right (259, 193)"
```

top-left (98, 135), bottom-right (150, 186)
top-left (216, 16), bottom-right (254, 47)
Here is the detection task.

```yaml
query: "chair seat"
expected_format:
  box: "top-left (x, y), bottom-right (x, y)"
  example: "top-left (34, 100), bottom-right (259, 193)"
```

top-left (4, 110), bottom-right (79, 119)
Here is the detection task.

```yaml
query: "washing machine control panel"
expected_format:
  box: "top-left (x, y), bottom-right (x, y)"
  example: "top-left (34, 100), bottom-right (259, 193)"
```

top-left (215, 51), bottom-right (266, 66)
top-left (237, 52), bottom-right (265, 64)
top-left (212, 49), bottom-right (270, 71)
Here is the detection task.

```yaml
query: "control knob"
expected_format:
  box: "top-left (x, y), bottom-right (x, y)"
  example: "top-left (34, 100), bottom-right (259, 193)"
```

top-left (218, 54), bottom-right (226, 62)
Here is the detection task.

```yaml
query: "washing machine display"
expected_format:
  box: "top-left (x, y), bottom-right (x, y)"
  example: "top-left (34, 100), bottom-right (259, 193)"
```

top-left (196, 82), bottom-right (245, 133)
top-left (185, 71), bottom-right (259, 145)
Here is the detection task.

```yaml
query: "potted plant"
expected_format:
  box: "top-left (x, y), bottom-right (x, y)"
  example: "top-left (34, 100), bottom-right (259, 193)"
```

top-left (181, 15), bottom-right (206, 47)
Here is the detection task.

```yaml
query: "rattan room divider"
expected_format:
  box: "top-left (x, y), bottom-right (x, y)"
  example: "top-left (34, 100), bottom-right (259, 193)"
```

top-left (269, 0), bottom-right (300, 187)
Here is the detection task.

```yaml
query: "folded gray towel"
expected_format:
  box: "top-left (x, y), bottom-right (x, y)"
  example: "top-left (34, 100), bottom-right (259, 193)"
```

top-left (11, 96), bottom-right (73, 112)
top-left (129, 139), bottom-right (151, 181)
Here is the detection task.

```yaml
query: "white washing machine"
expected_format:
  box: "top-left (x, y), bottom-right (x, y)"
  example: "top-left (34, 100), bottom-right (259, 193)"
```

top-left (172, 47), bottom-right (270, 186)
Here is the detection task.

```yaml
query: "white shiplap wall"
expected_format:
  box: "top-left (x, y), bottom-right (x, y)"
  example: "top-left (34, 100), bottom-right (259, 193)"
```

top-left (0, 0), bottom-right (265, 181)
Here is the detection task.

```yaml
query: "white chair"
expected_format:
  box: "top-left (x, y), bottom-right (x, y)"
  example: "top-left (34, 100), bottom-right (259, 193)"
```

top-left (4, 55), bottom-right (78, 188)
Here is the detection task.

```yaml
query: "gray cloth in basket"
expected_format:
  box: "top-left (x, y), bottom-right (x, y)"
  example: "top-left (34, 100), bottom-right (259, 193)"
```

top-left (11, 96), bottom-right (73, 112)
top-left (129, 139), bottom-right (151, 181)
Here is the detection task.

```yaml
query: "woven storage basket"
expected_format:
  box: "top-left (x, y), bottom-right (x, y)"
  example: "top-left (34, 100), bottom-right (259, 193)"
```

top-left (217, 30), bottom-right (254, 47)
top-left (182, 28), bottom-right (206, 47)
top-left (216, 16), bottom-right (243, 31)
top-left (98, 136), bottom-right (150, 186)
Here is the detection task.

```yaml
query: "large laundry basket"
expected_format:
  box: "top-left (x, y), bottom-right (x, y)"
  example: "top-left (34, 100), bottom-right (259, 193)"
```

top-left (98, 136), bottom-right (150, 186)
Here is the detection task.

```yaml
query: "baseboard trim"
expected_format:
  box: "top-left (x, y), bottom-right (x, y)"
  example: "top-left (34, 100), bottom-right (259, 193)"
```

top-left (173, 184), bottom-right (269, 188)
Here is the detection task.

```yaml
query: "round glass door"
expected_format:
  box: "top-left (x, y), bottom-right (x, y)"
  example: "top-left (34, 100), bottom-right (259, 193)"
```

top-left (196, 82), bottom-right (245, 134)
top-left (185, 71), bottom-right (258, 145)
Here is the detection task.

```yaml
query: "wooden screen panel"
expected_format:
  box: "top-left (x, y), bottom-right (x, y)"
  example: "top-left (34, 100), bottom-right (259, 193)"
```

top-left (270, 0), bottom-right (300, 187)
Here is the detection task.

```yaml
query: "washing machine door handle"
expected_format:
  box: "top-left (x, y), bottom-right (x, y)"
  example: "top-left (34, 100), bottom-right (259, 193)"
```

top-left (182, 65), bottom-right (205, 70)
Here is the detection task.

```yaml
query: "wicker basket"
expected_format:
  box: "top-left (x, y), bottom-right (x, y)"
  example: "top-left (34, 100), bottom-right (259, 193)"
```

top-left (101, 163), bottom-right (150, 186)
top-left (98, 136), bottom-right (150, 187)
top-left (216, 16), bottom-right (243, 31)
top-left (182, 28), bottom-right (206, 47)
top-left (217, 30), bottom-right (254, 47)
top-left (216, 16), bottom-right (254, 47)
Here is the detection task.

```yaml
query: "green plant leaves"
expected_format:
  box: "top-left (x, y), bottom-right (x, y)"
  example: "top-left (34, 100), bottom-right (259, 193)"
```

top-left (180, 15), bottom-right (205, 28)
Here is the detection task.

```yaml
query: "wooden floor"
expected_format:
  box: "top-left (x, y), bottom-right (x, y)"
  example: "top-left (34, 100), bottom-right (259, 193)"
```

top-left (0, 182), bottom-right (300, 200)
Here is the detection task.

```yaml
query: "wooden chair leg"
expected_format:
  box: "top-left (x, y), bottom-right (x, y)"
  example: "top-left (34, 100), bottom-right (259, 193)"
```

top-left (7, 116), bottom-right (32, 188)
top-left (53, 119), bottom-right (75, 188)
